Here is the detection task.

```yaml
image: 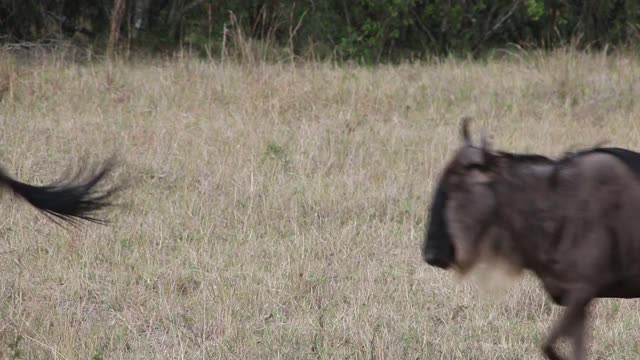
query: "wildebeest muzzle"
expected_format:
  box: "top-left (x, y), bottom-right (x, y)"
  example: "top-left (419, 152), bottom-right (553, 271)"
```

top-left (422, 181), bottom-right (455, 269)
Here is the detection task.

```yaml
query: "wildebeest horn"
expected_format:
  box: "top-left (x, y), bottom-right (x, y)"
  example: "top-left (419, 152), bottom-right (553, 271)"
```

top-left (461, 116), bottom-right (472, 145)
top-left (480, 128), bottom-right (492, 151)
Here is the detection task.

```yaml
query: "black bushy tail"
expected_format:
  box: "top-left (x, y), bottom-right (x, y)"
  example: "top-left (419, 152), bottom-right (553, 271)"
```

top-left (0, 157), bottom-right (122, 227)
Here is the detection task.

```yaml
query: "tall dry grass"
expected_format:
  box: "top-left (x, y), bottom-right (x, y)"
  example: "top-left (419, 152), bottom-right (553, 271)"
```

top-left (0, 48), bottom-right (639, 359)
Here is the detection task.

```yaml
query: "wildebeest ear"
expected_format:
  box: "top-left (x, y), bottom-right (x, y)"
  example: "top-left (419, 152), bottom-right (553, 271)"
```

top-left (468, 167), bottom-right (493, 184)
top-left (461, 116), bottom-right (472, 145)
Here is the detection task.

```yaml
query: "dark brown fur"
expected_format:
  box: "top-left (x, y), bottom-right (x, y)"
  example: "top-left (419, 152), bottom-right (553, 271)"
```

top-left (422, 120), bottom-right (640, 360)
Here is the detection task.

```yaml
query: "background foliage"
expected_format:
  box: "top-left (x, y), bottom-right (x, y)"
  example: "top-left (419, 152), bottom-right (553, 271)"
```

top-left (1, 0), bottom-right (639, 62)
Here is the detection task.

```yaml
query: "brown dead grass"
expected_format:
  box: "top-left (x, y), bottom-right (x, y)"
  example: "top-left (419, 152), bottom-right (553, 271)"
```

top-left (0, 48), bottom-right (639, 359)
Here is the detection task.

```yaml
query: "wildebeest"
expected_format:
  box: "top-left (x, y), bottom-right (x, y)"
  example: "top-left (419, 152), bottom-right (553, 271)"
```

top-left (0, 156), bottom-right (121, 226)
top-left (422, 118), bottom-right (640, 360)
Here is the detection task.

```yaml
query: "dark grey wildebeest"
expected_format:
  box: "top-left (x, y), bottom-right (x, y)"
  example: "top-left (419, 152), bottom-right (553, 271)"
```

top-left (422, 118), bottom-right (640, 360)
top-left (0, 156), bottom-right (121, 226)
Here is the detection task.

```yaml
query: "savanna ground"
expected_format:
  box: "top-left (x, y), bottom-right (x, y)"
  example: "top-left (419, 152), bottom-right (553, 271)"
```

top-left (0, 47), bottom-right (639, 359)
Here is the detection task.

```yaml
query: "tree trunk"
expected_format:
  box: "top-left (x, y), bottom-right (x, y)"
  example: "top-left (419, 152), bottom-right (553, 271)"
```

top-left (132, 0), bottom-right (151, 39)
top-left (107, 0), bottom-right (127, 59)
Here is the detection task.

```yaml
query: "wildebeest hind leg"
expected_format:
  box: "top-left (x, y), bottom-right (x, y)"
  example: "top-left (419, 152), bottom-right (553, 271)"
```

top-left (542, 293), bottom-right (592, 360)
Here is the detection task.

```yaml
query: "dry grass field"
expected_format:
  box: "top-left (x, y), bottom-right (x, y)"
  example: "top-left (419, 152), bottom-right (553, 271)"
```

top-left (0, 47), bottom-right (640, 359)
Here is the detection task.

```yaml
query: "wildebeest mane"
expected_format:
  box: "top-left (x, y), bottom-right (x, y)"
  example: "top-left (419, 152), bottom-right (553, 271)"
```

top-left (549, 147), bottom-right (640, 187)
top-left (494, 151), bottom-right (554, 164)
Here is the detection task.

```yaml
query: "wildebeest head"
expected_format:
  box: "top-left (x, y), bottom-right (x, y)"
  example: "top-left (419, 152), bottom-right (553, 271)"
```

top-left (422, 118), bottom-right (501, 273)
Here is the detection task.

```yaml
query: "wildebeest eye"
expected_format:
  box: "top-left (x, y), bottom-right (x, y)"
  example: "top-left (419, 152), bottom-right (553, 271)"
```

top-left (464, 163), bottom-right (486, 171)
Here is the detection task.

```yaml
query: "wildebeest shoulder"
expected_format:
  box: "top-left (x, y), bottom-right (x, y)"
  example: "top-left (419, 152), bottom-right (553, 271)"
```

top-left (590, 147), bottom-right (640, 177)
top-left (549, 147), bottom-right (640, 187)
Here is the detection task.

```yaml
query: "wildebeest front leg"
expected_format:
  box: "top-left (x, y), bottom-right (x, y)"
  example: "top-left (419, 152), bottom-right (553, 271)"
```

top-left (542, 293), bottom-right (592, 360)
top-left (570, 306), bottom-right (588, 360)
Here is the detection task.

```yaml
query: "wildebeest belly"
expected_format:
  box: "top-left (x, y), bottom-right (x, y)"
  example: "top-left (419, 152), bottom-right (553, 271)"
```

top-left (597, 275), bottom-right (640, 298)
top-left (539, 274), bottom-right (640, 305)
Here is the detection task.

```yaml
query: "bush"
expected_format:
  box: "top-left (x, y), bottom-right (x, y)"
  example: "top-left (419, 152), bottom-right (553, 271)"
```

top-left (1, 0), bottom-right (639, 62)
